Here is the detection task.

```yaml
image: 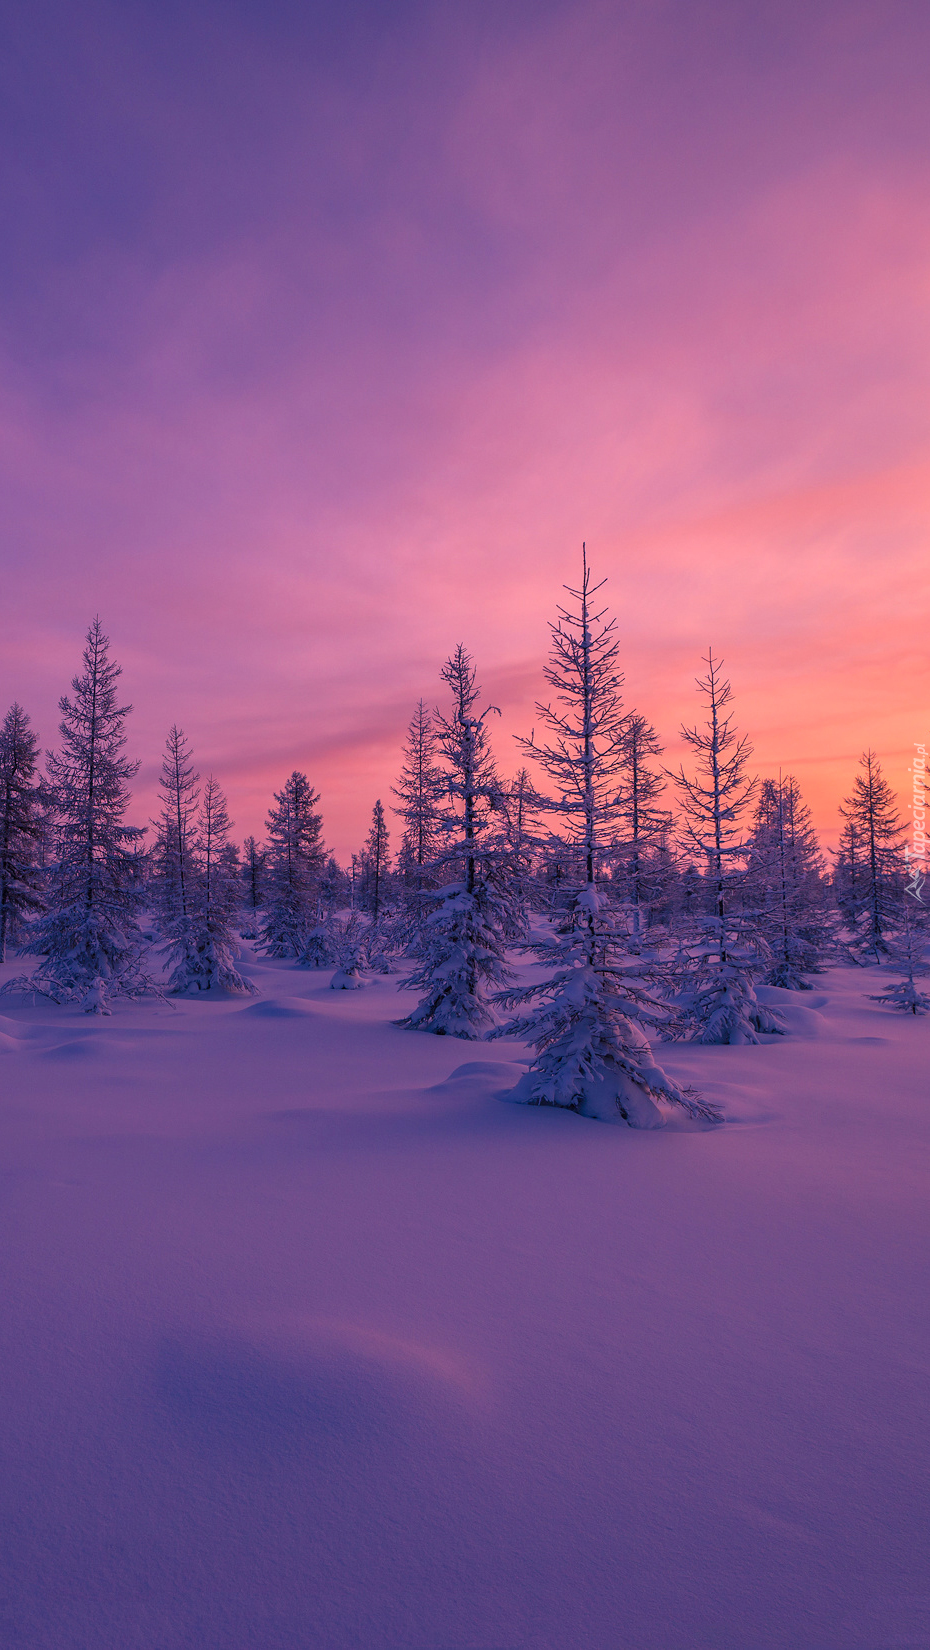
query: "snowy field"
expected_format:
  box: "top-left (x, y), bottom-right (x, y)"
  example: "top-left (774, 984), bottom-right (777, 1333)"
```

top-left (1, 947), bottom-right (928, 1650)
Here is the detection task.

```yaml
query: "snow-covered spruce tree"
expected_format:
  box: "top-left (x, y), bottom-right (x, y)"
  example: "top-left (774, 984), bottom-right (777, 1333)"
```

top-left (497, 767), bottom-right (544, 912)
top-left (297, 854), bottom-right (351, 968)
top-left (868, 897), bottom-right (930, 1014)
top-left (391, 699), bottom-right (441, 943)
top-left (612, 710), bottom-right (670, 939)
top-left (833, 821), bottom-right (863, 934)
top-left (538, 832), bottom-right (584, 911)
top-left (218, 837), bottom-right (241, 897)
top-left (836, 751), bottom-right (905, 963)
top-left (393, 835), bottom-right (419, 911)
top-left (674, 860), bottom-right (706, 934)
top-left (329, 911), bottom-right (366, 989)
top-left (496, 885), bottom-right (718, 1124)
top-left (669, 651), bottom-right (782, 1043)
top-left (0, 703), bottom-right (46, 960)
top-left (320, 853), bottom-right (349, 914)
top-left (358, 800), bottom-right (400, 969)
top-left (638, 821), bottom-right (681, 931)
top-left (299, 917), bottom-right (341, 969)
top-left (744, 774), bottom-right (831, 987)
top-left (23, 619), bottom-right (146, 1012)
top-left (360, 799), bottom-right (391, 922)
top-left (240, 835), bottom-right (267, 935)
top-left (397, 645), bottom-right (517, 1037)
top-left (494, 549), bottom-right (715, 1124)
top-left (31, 785), bottom-right (57, 873)
top-left (259, 771), bottom-right (325, 957)
top-left (151, 725), bottom-right (200, 932)
top-left (162, 776), bottom-right (253, 994)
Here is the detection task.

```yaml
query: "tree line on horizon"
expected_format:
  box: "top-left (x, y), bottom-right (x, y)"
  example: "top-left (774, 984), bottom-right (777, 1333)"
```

top-left (1, 555), bottom-right (926, 1123)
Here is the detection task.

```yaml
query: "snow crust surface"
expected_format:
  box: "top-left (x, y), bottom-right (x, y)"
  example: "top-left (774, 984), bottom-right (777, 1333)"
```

top-left (1, 949), bottom-right (928, 1649)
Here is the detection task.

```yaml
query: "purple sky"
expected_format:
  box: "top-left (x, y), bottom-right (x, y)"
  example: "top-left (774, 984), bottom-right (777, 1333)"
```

top-left (1, 0), bottom-right (928, 856)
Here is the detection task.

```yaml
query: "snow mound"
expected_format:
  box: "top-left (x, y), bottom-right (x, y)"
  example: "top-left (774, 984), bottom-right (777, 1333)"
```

top-left (42, 1038), bottom-right (97, 1059)
top-left (0, 1014), bottom-right (31, 1051)
top-left (447, 1060), bottom-right (528, 1083)
top-left (258, 1316), bottom-right (480, 1397)
top-left (711, 1081), bottom-right (783, 1126)
top-left (156, 1332), bottom-right (402, 1450)
top-left (330, 967), bottom-right (365, 990)
top-left (773, 1003), bottom-right (829, 1038)
top-left (155, 1318), bottom-right (477, 1453)
top-left (755, 984), bottom-right (828, 1038)
top-left (431, 1060), bottom-right (528, 1096)
top-left (239, 998), bottom-right (315, 1018)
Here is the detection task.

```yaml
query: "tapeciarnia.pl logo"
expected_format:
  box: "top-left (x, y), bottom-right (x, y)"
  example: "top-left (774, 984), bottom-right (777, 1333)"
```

top-left (905, 741), bottom-right (927, 901)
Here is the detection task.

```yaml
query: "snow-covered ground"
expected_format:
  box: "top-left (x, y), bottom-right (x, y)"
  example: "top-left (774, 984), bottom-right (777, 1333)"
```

top-left (1, 947), bottom-right (927, 1650)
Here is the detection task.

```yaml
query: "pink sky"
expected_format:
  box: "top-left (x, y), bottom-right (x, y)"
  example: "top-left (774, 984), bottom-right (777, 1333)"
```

top-left (1, 0), bottom-right (928, 857)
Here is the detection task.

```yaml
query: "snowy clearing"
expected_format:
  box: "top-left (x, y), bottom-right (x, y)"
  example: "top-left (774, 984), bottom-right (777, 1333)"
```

top-left (1, 947), bottom-right (928, 1650)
